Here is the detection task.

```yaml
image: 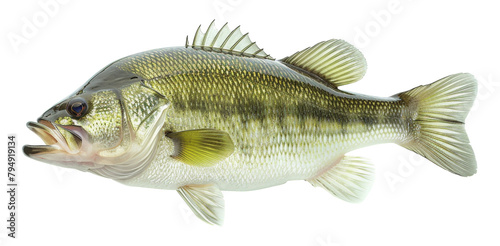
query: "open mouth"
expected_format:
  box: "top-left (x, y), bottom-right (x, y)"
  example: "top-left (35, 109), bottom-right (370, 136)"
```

top-left (23, 120), bottom-right (83, 156)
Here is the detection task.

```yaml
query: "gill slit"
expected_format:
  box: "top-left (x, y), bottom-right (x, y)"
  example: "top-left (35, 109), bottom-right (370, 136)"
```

top-left (119, 94), bottom-right (137, 144)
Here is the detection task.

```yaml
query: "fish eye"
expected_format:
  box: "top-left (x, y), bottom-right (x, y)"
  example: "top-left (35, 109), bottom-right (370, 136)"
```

top-left (66, 98), bottom-right (88, 118)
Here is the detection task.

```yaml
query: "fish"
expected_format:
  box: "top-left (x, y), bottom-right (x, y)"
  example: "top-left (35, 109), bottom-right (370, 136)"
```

top-left (24, 21), bottom-right (477, 225)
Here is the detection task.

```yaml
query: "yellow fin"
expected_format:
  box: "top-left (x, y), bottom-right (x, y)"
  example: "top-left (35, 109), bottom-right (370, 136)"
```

top-left (166, 129), bottom-right (234, 167)
top-left (281, 39), bottom-right (367, 87)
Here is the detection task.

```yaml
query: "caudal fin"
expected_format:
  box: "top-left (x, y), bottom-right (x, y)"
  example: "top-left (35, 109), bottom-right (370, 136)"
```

top-left (398, 73), bottom-right (477, 176)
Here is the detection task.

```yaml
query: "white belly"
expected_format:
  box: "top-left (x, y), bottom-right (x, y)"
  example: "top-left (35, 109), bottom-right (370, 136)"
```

top-left (119, 133), bottom-right (344, 191)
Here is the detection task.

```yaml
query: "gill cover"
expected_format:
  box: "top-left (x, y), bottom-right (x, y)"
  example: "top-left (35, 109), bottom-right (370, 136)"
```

top-left (89, 82), bottom-right (170, 180)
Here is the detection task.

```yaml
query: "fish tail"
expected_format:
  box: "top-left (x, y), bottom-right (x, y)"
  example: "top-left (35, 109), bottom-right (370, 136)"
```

top-left (398, 73), bottom-right (477, 176)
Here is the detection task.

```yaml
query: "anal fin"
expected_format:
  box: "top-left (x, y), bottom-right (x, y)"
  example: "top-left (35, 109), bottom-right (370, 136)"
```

top-left (308, 156), bottom-right (374, 203)
top-left (177, 184), bottom-right (225, 225)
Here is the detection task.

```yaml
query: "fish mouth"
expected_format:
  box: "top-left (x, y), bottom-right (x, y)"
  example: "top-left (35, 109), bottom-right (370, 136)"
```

top-left (24, 120), bottom-right (83, 156)
top-left (23, 119), bottom-right (102, 171)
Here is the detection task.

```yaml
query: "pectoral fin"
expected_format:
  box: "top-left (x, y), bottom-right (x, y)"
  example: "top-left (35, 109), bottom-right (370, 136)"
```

top-left (166, 129), bottom-right (234, 167)
top-left (308, 156), bottom-right (374, 203)
top-left (177, 184), bottom-right (225, 225)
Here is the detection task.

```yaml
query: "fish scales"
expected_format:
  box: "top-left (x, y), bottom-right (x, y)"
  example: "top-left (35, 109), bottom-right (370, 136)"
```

top-left (112, 47), bottom-right (410, 190)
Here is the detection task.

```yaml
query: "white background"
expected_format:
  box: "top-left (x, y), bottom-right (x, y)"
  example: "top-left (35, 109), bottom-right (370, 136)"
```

top-left (1, 1), bottom-right (499, 246)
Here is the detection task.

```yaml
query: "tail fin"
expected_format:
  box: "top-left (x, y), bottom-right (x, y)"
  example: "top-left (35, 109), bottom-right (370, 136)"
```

top-left (398, 73), bottom-right (477, 176)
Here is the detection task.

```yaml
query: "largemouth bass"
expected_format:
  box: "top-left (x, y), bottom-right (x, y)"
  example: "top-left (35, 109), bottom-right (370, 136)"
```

top-left (24, 22), bottom-right (477, 225)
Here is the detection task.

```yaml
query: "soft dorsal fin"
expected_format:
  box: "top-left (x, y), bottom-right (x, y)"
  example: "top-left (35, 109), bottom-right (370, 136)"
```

top-left (281, 39), bottom-right (367, 87)
top-left (186, 21), bottom-right (273, 60)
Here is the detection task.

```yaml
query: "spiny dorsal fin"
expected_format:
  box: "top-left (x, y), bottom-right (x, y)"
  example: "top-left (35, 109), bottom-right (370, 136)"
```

top-left (281, 39), bottom-right (367, 87)
top-left (185, 21), bottom-right (273, 60)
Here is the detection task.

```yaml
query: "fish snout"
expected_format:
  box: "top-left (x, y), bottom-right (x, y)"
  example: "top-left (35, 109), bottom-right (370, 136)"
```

top-left (24, 119), bottom-right (88, 157)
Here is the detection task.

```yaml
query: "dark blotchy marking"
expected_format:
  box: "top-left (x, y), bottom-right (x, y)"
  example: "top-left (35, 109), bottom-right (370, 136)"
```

top-left (236, 98), bottom-right (266, 123)
top-left (275, 104), bottom-right (286, 130)
top-left (331, 111), bottom-right (349, 126)
top-left (114, 47), bottom-right (406, 136)
top-left (173, 98), bottom-right (186, 111)
top-left (360, 115), bottom-right (378, 128)
top-left (178, 96), bottom-right (268, 125)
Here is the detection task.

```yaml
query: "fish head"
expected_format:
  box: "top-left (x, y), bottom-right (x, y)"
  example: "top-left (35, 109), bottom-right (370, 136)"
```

top-left (24, 59), bottom-right (171, 177)
top-left (24, 89), bottom-right (127, 171)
